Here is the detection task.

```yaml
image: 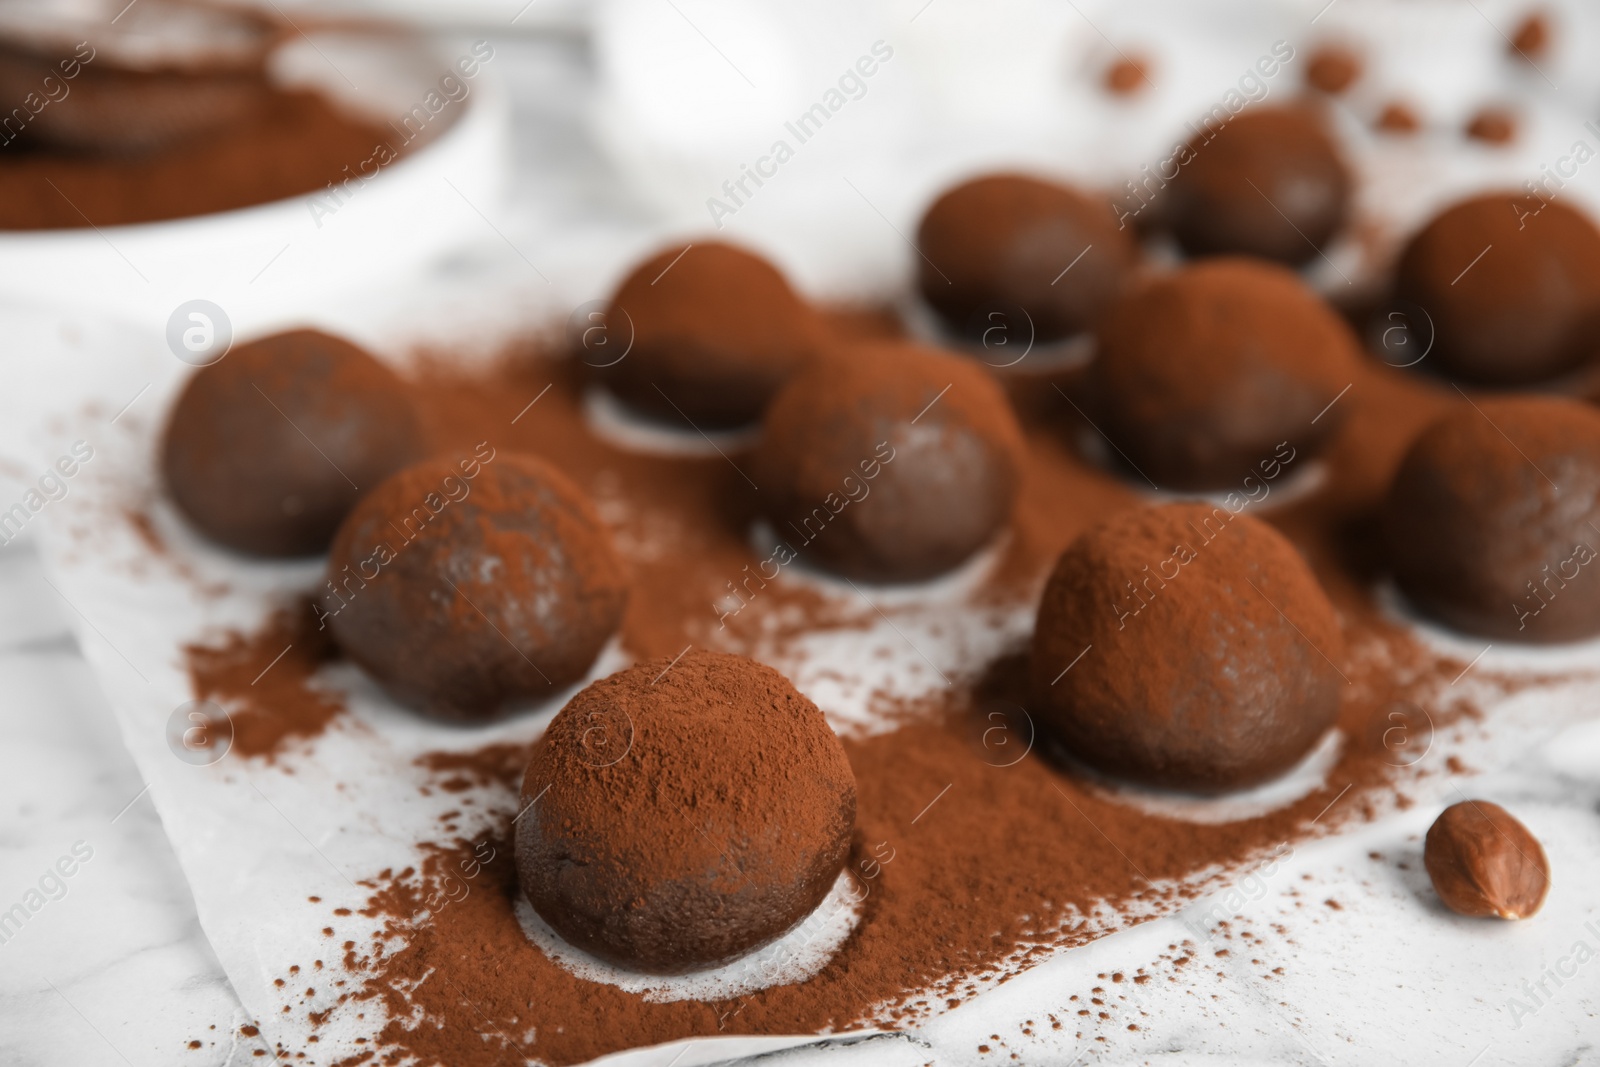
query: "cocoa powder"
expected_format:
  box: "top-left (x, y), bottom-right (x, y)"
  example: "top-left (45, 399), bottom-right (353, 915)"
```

top-left (0, 87), bottom-right (400, 229)
top-left (177, 311), bottom-right (1544, 1064)
top-left (185, 598), bottom-right (341, 761)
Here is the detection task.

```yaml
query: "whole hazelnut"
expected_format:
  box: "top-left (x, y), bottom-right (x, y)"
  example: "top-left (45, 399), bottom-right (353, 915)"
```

top-left (1424, 800), bottom-right (1549, 920)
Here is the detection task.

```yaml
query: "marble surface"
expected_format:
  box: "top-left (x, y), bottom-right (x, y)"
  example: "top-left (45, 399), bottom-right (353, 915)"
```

top-left (0, 538), bottom-right (269, 1067)
top-left (9, 7), bottom-right (1600, 1065)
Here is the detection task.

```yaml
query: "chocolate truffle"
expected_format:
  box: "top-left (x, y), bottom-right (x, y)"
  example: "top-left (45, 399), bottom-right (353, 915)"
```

top-left (162, 329), bottom-right (427, 557)
top-left (1091, 258), bottom-right (1360, 490)
top-left (916, 174), bottom-right (1138, 345)
top-left (754, 341), bottom-right (1026, 582)
top-left (1383, 397), bottom-right (1600, 642)
top-left (1163, 106), bottom-right (1351, 265)
top-left (594, 241), bottom-right (825, 427)
top-left (1394, 193), bottom-right (1600, 384)
top-left (516, 650), bottom-right (856, 974)
top-left (1031, 502), bottom-right (1345, 792)
top-left (322, 453), bottom-right (627, 720)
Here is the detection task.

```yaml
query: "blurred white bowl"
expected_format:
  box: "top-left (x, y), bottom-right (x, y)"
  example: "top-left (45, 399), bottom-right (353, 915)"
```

top-left (0, 30), bottom-right (510, 336)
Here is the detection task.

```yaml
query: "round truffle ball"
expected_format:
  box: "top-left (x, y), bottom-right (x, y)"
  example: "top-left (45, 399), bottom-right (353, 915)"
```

top-left (516, 650), bottom-right (856, 974)
top-left (1031, 502), bottom-right (1345, 793)
top-left (593, 241), bottom-right (825, 427)
top-left (754, 341), bottom-right (1026, 582)
top-left (915, 174), bottom-right (1139, 345)
top-left (1091, 258), bottom-right (1360, 490)
top-left (322, 453), bottom-right (627, 721)
top-left (1394, 193), bottom-right (1600, 384)
top-left (1383, 396), bottom-right (1600, 642)
top-left (162, 329), bottom-right (428, 557)
top-left (1163, 106), bottom-right (1351, 265)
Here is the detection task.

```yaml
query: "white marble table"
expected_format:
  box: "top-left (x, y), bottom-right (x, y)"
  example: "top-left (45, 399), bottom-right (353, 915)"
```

top-left (0, 537), bottom-right (261, 1066)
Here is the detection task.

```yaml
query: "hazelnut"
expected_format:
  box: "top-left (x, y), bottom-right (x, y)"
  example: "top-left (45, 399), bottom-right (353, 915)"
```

top-left (1465, 107), bottom-right (1517, 145)
top-left (1104, 55), bottom-right (1150, 96)
top-left (1510, 12), bottom-right (1549, 61)
top-left (1424, 800), bottom-right (1549, 920)
top-left (1306, 45), bottom-right (1361, 95)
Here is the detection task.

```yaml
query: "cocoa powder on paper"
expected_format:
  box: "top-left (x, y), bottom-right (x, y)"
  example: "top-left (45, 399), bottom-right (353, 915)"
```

top-left (177, 311), bottom-right (1540, 1065)
top-left (185, 599), bottom-right (341, 760)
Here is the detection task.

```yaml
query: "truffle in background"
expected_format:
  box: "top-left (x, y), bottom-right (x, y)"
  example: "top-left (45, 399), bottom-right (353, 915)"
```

top-left (1091, 257), bottom-right (1358, 490)
top-left (322, 453), bottom-right (627, 721)
top-left (161, 329), bottom-right (428, 557)
top-left (1384, 396), bottom-right (1600, 642)
top-left (1395, 193), bottom-right (1600, 384)
top-left (915, 174), bottom-right (1138, 345)
top-left (754, 341), bottom-right (1025, 582)
top-left (1162, 106), bottom-right (1350, 265)
top-left (517, 650), bottom-right (856, 975)
top-left (1031, 502), bottom-right (1345, 793)
top-left (593, 241), bottom-right (825, 427)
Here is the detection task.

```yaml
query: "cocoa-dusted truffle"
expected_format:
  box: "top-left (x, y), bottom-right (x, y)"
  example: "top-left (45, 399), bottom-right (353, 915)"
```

top-left (321, 453), bottom-right (626, 721)
top-left (594, 241), bottom-right (825, 427)
top-left (1091, 258), bottom-right (1359, 490)
top-left (1163, 106), bottom-right (1351, 265)
top-left (1031, 502), bottom-right (1345, 793)
top-left (517, 650), bottom-right (856, 974)
top-left (1394, 193), bottom-right (1600, 384)
top-left (916, 174), bottom-right (1138, 345)
top-left (162, 329), bottom-right (427, 557)
top-left (754, 341), bottom-right (1026, 582)
top-left (1384, 396), bottom-right (1600, 642)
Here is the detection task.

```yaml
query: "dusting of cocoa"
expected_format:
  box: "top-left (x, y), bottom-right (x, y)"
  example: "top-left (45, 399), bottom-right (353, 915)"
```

top-left (0, 89), bottom-right (405, 230)
top-left (184, 598), bottom-right (343, 760)
top-left (168, 309), bottom-right (1571, 1064)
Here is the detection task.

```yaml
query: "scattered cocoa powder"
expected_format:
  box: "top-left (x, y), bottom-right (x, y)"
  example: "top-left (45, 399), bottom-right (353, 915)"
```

top-left (185, 598), bottom-right (342, 760)
top-left (174, 309), bottom-right (1556, 1064)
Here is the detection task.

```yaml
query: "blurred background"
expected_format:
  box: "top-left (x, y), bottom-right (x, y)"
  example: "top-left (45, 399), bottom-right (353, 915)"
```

top-left (0, 0), bottom-right (1594, 352)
